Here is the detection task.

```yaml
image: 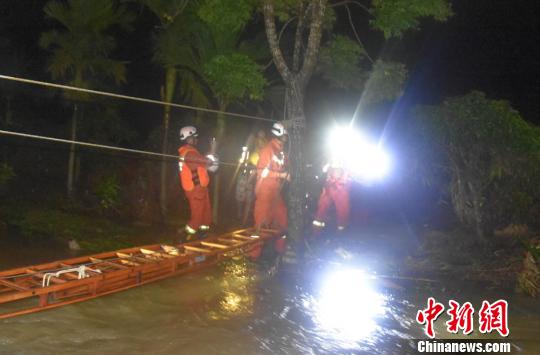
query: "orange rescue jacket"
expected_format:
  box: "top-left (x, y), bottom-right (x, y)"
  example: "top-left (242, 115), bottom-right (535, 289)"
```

top-left (256, 138), bottom-right (287, 180)
top-left (178, 144), bottom-right (209, 191)
top-left (326, 166), bottom-right (350, 187)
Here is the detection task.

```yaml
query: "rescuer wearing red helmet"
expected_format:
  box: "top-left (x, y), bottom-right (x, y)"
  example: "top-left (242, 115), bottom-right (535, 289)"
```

top-left (178, 126), bottom-right (218, 241)
top-left (252, 122), bottom-right (289, 255)
top-left (312, 160), bottom-right (351, 233)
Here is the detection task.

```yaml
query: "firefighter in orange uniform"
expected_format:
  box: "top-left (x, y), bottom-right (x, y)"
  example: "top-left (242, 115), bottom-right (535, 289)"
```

top-left (178, 126), bottom-right (218, 241)
top-left (252, 122), bottom-right (289, 256)
top-left (312, 161), bottom-right (351, 233)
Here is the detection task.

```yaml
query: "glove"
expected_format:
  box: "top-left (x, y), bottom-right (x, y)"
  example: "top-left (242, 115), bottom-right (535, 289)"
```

top-left (206, 154), bottom-right (219, 173)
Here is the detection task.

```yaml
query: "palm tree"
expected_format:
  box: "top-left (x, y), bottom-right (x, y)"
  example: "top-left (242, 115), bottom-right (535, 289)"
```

top-left (143, 0), bottom-right (267, 221)
top-left (175, 3), bottom-right (268, 223)
top-left (40, 0), bottom-right (132, 198)
top-left (140, 0), bottom-right (195, 217)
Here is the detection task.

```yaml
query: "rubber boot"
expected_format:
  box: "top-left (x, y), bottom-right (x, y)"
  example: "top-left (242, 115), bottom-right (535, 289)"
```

top-left (177, 229), bottom-right (198, 244)
top-left (198, 226), bottom-right (211, 240)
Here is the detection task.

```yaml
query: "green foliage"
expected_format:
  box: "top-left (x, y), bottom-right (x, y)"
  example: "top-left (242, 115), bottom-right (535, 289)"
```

top-left (318, 40), bottom-right (408, 100)
top-left (237, 32), bottom-right (272, 63)
top-left (198, 0), bottom-right (256, 35)
top-left (318, 35), bottom-right (367, 89)
top-left (362, 60), bottom-right (408, 104)
top-left (272, 0), bottom-right (305, 22)
top-left (521, 239), bottom-right (540, 263)
top-left (138, 0), bottom-right (190, 24)
top-left (419, 92), bottom-right (539, 159)
top-left (370, 0), bottom-right (453, 38)
top-left (152, 13), bottom-right (204, 69)
top-left (0, 163), bottom-right (15, 187)
top-left (40, 0), bottom-right (133, 89)
top-left (203, 53), bottom-right (267, 104)
top-left (178, 70), bottom-right (212, 109)
top-left (268, 0), bottom-right (335, 31)
top-left (149, 0), bottom-right (269, 112)
top-left (14, 209), bottom-right (132, 252)
top-left (79, 104), bottom-right (137, 145)
top-left (413, 91), bottom-right (540, 232)
top-left (517, 240), bottom-right (539, 297)
top-left (322, 6), bottom-right (337, 31)
top-left (94, 174), bottom-right (121, 210)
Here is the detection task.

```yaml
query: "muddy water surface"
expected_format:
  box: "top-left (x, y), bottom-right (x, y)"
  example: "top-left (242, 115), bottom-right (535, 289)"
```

top-left (1, 230), bottom-right (539, 354)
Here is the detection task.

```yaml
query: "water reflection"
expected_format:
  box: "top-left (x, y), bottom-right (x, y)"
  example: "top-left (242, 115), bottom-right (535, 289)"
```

top-left (209, 257), bottom-right (256, 320)
top-left (315, 269), bottom-right (386, 340)
top-left (0, 243), bottom-right (539, 354)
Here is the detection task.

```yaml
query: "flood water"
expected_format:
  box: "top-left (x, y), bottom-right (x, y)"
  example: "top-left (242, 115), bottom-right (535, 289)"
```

top-left (1, 227), bottom-right (539, 354)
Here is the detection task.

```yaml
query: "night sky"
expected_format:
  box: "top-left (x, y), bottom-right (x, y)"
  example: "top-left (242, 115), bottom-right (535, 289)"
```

top-left (410, 0), bottom-right (540, 123)
top-left (1, 0), bottom-right (539, 125)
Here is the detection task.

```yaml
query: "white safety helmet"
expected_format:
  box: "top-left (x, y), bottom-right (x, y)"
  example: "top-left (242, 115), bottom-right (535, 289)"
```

top-left (271, 122), bottom-right (287, 137)
top-left (180, 126), bottom-right (198, 141)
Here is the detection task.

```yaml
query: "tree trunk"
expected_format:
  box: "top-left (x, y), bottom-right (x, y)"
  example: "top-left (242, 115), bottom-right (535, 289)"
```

top-left (285, 79), bottom-right (306, 246)
top-left (67, 103), bottom-right (78, 198)
top-left (450, 167), bottom-right (486, 242)
top-left (159, 68), bottom-right (177, 218)
top-left (468, 181), bottom-right (486, 241)
top-left (262, 0), bottom-right (326, 256)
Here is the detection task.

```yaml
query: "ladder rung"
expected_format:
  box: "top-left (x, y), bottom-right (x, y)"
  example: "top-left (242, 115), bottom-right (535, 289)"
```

top-left (183, 245), bottom-right (212, 253)
top-left (0, 279), bottom-right (29, 291)
top-left (116, 253), bottom-right (149, 264)
top-left (140, 249), bottom-right (170, 259)
top-left (118, 259), bottom-right (140, 266)
top-left (161, 245), bottom-right (180, 256)
top-left (200, 241), bottom-right (228, 249)
top-left (90, 258), bottom-right (129, 270)
top-left (232, 234), bottom-right (254, 240)
top-left (27, 270), bottom-right (66, 284)
top-left (218, 238), bottom-right (241, 245)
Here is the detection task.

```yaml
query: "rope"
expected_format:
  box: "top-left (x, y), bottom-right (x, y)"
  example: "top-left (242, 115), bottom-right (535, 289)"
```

top-left (1, 129), bottom-right (177, 159)
top-left (0, 129), bottom-right (294, 172)
top-left (0, 129), bottom-right (240, 167)
top-left (42, 265), bottom-right (102, 287)
top-left (1, 257), bottom-right (126, 281)
top-left (0, 74), bottom-right (276, 123)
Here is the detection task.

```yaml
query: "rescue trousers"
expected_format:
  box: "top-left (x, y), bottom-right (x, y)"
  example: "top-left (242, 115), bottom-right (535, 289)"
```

top-left (184, 185), bottom-right (211, 231)
top-left (252, 181), bottom-right (287, 256)
top-left (254, 182), bottom-right (287, 231)
top-left (314, 184), bottom-right (350, 228)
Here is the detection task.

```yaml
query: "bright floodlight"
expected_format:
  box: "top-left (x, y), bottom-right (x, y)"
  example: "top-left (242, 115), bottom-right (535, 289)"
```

top-left (326, 125), bottom-right (391, 182)
top-left (349, 143), bottom-right (391, 181)
top-left (316, 269), bottom-right (385, 341)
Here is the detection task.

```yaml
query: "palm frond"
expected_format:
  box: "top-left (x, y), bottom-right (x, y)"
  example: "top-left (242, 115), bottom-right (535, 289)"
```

top-left (41, 0), bottom-right (132, 88)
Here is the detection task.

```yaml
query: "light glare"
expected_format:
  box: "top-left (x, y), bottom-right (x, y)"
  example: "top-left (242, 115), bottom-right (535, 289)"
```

top-left (316, 269), bottom-right (385, 341)
top-left (326, 125), bottom-right (391, 182)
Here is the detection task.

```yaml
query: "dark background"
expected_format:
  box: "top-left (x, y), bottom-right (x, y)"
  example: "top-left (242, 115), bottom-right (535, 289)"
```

top-left (0, 0), bottom-right (538, 226)
top-left (1, 0), bottom-right (539, 127)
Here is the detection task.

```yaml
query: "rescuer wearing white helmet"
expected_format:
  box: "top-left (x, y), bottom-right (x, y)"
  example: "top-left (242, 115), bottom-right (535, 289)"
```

top-left (177, 126), bottom-right (218, 241)
top-left (250, 121), bottom-right (289, 258)
top-left (271, 121), bottom-right (287, 138)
